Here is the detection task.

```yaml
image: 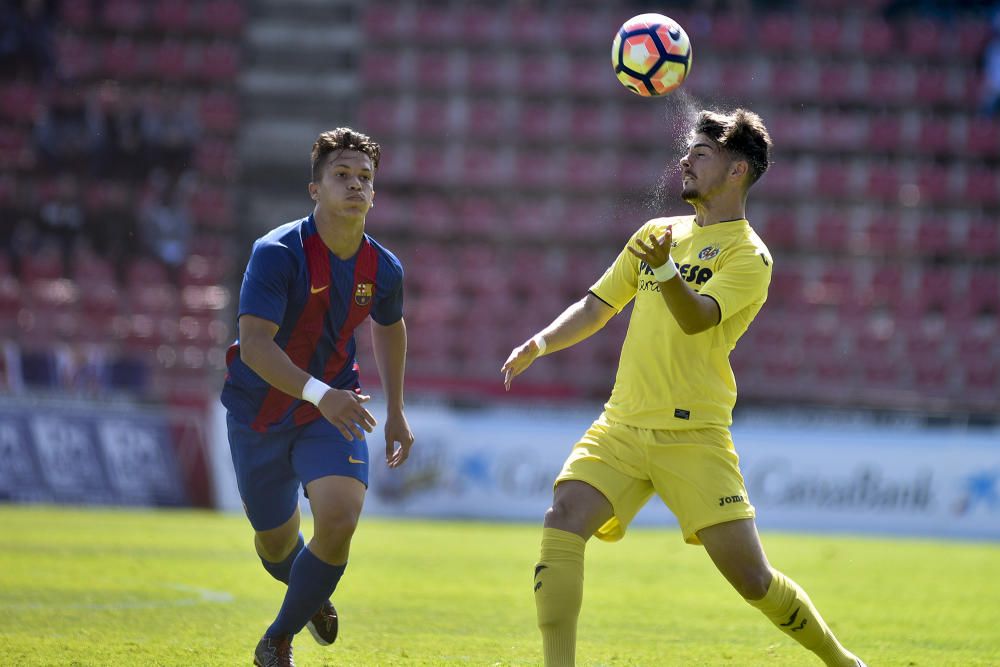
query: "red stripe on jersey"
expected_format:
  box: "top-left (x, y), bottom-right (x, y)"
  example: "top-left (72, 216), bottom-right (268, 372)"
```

top-left (292, 238), bottom-right (378, 426)
top-left (250, 232), bottom-right (331, 432)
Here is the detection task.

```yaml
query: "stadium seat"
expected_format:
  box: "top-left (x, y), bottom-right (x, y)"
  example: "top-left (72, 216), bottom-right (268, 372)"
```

top-left (102, 0), bottom-right (147, 32)
top-left (414, 7), bottom-right (457, 42)
top-left (54, 33), bottom-right (98, 80)
top-left (103, 38), bottom-right (145, 80)
top-left (962, 118), bottom-right (1000, 158)
top-left (960, 170), bottom-right (1000, 207)
top-left (199, 93), bottom-right (239, 135)
top-left (200, 42), bottom-right (240, 82)
top-left (0, 82), bottom-right (39, 124)
top-left (153, 0), bottom-right (191, 31)
top-left (913, 67), bottom-right (954, 106)
top-left (858, 18), bottom-right (893, 57)
top-left (467, 100), bottom-right (508, 138)
top-left (466, 53), bottom-right (515, 92)
top-left (415, 51), bottom-right (457, 90)
top-left (152, 39), bottom-right (190, 82)
top-left (863, 164), bottom-right (901, 202)
top-left (707, 14), bottom-right (746, 50)
top-left (758, 14), bottom-right (800, 54)
top-left (866, 65), bottom-right (915, 105)
top-left (197, 0), bottom-right (247, 35)
top-left (962, 223), bottom-right (1000, 260)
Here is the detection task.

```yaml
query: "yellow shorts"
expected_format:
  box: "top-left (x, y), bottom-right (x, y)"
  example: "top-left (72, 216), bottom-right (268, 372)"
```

top-left (556, 414), bottom-right (755, 545)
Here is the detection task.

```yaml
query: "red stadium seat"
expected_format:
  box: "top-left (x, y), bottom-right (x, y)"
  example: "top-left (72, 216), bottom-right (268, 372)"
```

top-left (509, 6), bottom-right (546, 46)
top-left (858, 19), bottom-right (893, 58)
top-left (913, 215), bottom-right (955, 257)
top-left (707, 14), bottom-right (746, 50)
top-left (866, 65), bottom-right (915, 105)
top-left (903, 19), bottom-right (942, 59)
top-left (808, 16), bottom-right (845, 53)
top-left (199, 93), bottom-right (239, 135)
top-left (955, 20), bottom-right (992, 59)
top-left (968, 269), bottom-right (1000, 316)
top-left (461, 147), bottom-right (511, 187)
top-left (515, 55), bottom-right (568, 94)
top-left (102, 0), bottom-right (147, 32)
top-left (414, 7), bottom-right (457, 42)
top-left (758, 14), bottom-right (800, 54)
top-left (200, 42), bottom-right (240, 82)
top-left (914, 115), bottom-right (956, 155)
top-left (866, 115), bottom-right (905, 153)
top-left (195, 140), bottom-right (237, 178)
top-left (0, 81), bottom-right (39, 123)
top-left (197, 0), bottom-right (246, 35)
top-left (413, 99), bottom-right (452, 137)
top-left (414, 52), bottom-right (457, 90)
top-left (103, 38), bottom-right (146, 80)
top-left (467, 100), bottom-right (507, 138)
top-left (55, 33), bottom-right (98, 80)
top-left (153, 0), bottom-right (192, 31)
top-left (152, 40), bottom-right (190, 82)
top-left (962, 118), bottom-right (1000, 157)
top-left (459, 7), bottom-right (505, 45)
top-left (466, 53), bottom-right (514, 92)
top-left (913, 67), bottom-right (954, 106)
top-left (361, 4), bottom-right (404, 41)
top-left (961, 170), bottom-right (1000, 207)
top-left (962, 223), bottom-right (1000, 260)
top-left (758, 212), bottom-right (799, 251)
top-left (61, 1), bottom-right (93, 28)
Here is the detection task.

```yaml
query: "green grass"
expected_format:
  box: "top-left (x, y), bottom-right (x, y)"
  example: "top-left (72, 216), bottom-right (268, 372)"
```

top-left (1, 505), bottom-right (998, 666)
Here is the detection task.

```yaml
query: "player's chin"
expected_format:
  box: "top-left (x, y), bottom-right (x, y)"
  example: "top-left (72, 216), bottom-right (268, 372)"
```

top-left (681, 187), bottom-right (699, 202)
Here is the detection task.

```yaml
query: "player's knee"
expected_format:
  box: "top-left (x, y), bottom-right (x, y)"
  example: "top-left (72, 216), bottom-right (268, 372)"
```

top-left (312, 511), bottom-right (360, 549)
top-left (255, 531), bottom-right (299, 562)
top-left (735, 568), bottom-right (772, 601)
top-left (544, 500), bottom-right (590, 536)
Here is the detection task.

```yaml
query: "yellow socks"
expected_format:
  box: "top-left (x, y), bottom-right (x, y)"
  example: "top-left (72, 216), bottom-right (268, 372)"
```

top-left (747, 570), bottom-right (860, 667)
top-left (534, 527), bottom-right (586, 667)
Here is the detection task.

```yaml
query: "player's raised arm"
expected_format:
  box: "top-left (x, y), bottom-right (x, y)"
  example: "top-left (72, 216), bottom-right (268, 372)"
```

top-left (370, 317), bottom-right (414, 468)
top-left (628, 227), bottom-right (721, 335)
top-left (501, 293), bottom-right (616, 390)
top-left (238, 313), bottom-right (376, 441)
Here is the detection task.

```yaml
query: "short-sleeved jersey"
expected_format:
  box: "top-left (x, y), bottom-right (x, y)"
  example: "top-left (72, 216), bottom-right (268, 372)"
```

top-left (590, 215), bottom-right (771, 430)
top-left (221, 214), bottom-right (404, 433)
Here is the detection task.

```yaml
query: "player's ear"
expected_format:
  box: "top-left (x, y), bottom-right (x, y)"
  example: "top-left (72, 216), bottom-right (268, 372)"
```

top-left (308, 181), bottom-right (318, 201)
top-left (370, 189), bottom-right (375, 208)
top-left (730, 159), bottom-right (748, 180)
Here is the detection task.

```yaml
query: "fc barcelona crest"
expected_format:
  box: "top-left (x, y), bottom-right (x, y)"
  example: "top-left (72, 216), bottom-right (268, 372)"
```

top-left (354, 282), bottom-right (373, 306)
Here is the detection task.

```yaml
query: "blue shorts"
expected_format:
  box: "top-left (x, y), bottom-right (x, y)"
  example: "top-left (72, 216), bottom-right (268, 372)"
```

top-left (227, 413), bottom-right (370, 531)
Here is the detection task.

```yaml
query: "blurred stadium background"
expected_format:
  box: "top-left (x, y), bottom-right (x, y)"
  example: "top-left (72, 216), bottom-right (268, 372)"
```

top-left (1, 0), bottom-right (998, 536)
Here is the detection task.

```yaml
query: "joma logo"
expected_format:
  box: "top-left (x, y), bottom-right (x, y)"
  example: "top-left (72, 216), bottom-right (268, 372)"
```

top-left (719, 494), bottom-right (745, 506)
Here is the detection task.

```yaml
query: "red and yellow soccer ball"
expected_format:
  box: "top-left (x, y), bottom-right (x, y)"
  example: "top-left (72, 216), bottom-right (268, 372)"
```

top-left (612, 13), bottom-right (692, 97)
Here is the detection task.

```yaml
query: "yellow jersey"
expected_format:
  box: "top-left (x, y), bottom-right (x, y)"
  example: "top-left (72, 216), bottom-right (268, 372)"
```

top-left (590, 216), bottom-right (772, 430)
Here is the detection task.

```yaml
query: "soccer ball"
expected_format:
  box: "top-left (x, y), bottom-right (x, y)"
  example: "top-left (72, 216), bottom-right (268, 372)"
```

top-left (612, 13), bottom-right (692, 97)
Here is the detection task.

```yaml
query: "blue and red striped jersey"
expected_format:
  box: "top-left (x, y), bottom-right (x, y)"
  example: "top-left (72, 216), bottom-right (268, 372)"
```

top-left (221, 214), bottom-right (404, 432)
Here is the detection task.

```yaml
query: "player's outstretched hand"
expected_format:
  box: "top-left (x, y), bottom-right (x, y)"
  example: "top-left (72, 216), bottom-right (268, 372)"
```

top-left (318, 390), bottom-right (377, 441)
top-left (501, 337), bottom-right (543, 391)
top-left (384, 410), bottom-right (414, 469)
top-left (628, 227), bottom-right (673, 269)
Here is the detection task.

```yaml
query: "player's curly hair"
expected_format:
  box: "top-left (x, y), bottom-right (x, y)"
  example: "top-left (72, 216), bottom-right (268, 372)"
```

top-left (311, 127), bottom-right (381, 181)
top-left (693, 109), bottom-right (772, 186)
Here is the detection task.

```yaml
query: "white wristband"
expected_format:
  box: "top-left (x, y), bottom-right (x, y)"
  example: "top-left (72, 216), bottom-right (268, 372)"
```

top-left (301, 377), bottom-right (331, 406)
top-left (531, 334), bottom-right (547, 356)
top-left (652, 260), bottom-right (678, 282)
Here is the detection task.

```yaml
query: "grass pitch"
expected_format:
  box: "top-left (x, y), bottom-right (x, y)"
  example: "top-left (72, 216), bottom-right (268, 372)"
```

top-left (1, 505), bottom-right (998, 666)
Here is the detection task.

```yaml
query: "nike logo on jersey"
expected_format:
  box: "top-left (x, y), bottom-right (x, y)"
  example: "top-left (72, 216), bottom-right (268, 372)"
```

top-left (311, 284), bottom-right (329, 294)
top-left (348, 455), bottom-right (365, 464)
